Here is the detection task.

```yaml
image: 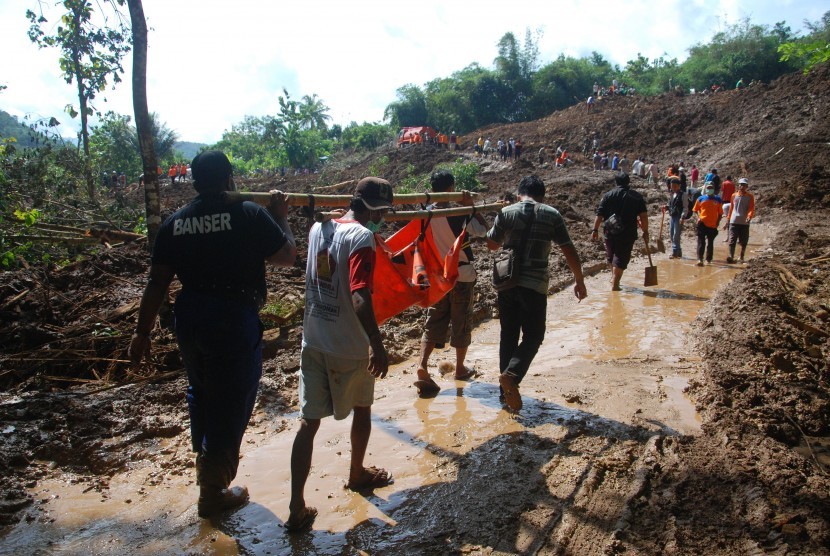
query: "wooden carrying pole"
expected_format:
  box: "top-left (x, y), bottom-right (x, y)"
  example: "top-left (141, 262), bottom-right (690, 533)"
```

top-left (224, 190), bottom-right (481, 208)
top-left (313, 202), bottom-right (508, 222)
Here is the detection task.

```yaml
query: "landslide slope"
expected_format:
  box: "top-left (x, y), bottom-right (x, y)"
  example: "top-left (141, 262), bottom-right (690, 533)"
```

top-left (0, 64), bottom-right (828, 553)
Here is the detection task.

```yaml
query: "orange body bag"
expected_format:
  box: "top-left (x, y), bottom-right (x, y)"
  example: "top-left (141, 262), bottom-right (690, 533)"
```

top-left (372, 218), bottom-right (465, 324)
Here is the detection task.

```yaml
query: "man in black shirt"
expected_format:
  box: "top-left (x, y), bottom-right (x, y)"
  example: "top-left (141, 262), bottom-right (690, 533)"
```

top-left (129, 150), bottom-right (296, 518)
top-left (591, 172), bottom-right (649, 291)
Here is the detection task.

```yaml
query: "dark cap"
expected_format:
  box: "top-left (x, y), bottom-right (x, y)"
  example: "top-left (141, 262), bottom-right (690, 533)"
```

top-left (354, 177), bottom-right (394, 210)
top-left (615, 172), bottom-right (630, 187)
top-left (191, 150), bottom-right (232, 191)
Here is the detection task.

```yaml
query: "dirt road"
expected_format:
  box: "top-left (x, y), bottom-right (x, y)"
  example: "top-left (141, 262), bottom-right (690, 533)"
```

top-left (0, 226), bottom-right (769, 555)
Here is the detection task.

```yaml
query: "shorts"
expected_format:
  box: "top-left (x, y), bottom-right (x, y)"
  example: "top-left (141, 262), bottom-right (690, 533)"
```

top-left (298, 346), bottom-right (374, 421)
top-left (604, 234), bottom-right (637, 269)
top-left (421, 280), bottom-right (474, 348)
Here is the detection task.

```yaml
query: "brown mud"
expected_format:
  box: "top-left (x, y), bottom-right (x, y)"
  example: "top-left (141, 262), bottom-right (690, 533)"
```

top-left (1, 64), bottom-right (829, 554)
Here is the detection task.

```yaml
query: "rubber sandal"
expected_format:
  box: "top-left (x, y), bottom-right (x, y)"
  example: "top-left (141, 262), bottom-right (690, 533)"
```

top-left (454, 367), bottom-right (477, 381)
top-left (414, 379), bottom-right (440, 398)
top-left (285, 506), bottom-right (317, 533)
top-left (346, 466), bottom-right (394, 491)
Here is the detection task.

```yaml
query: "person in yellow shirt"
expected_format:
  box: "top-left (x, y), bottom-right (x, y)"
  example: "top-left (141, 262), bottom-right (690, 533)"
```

top-left (690, 182), bottom-right (723, 266)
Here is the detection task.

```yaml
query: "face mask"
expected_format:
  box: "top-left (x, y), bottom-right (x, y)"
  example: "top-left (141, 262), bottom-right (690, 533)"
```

top-left (365, 217), bottom-right (384, 233)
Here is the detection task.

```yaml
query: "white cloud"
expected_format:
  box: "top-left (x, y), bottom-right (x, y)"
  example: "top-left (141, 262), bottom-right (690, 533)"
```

top-left (1, 0), bottom-right (825, 144)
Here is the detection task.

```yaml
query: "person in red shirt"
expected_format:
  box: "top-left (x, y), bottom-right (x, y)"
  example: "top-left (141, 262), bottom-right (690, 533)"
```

top-left (690, 165), bottom-right (699, 189)
top-left (720, 176), bottom-right (736, 242)
top-left (168, 164), bottom-right (178, 185)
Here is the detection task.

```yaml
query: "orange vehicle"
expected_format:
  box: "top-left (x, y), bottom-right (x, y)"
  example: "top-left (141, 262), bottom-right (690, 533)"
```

top-left (397, 126), bottom-right (437, 148)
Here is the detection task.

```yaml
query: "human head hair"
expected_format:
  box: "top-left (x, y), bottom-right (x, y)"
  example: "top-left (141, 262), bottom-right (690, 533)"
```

top-left (615, 172), bottom-right (631, 187)
top-left (517, 175), bottom-right (545, 198)
top-left (191, 150), bottom-right (232, 193)
top-left (430, 169), bottom-right (455, 192)
top-left (350, 197), bottom-right (370, 214)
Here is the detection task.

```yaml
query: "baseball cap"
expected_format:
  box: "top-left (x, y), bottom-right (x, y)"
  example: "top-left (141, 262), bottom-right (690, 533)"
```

top-left (704, 181), bottom-right (715, 193)
top-left (738, 178), bottom-right (749, 185)
top-left (354, 177), bottom-right (394, 210)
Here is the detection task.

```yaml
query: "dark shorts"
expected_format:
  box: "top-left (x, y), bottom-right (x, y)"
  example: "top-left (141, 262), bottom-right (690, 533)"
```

top-left (604, 234), bottom-right (637, 269)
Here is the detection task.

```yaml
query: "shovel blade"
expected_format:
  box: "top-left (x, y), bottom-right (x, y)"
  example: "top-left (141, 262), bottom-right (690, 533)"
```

top-left (656, 238), bottom-right (666, 252)
top-left (644, 265), bottom-right (658, 287)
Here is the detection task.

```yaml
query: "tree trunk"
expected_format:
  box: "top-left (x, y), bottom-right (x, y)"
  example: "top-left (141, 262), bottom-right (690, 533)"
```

top-left (126, 0), bottom-right (161, 249)
top-left (71, 3), bottom-right (95, 199)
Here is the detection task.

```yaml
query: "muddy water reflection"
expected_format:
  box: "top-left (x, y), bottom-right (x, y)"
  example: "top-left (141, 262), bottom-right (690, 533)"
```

top-left (2, 228), bottom-right (768, 554)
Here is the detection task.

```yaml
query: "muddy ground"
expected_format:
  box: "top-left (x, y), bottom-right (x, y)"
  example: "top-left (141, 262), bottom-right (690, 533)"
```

top-left (1, 64), bottom-right (829, 553)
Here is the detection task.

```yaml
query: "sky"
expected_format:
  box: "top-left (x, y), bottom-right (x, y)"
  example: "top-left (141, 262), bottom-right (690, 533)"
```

top-left (1, 0), bottom-right (827, 145)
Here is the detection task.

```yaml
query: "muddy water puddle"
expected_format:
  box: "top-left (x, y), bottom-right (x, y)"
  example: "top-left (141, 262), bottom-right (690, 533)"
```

top-left (1, 227), bottom-right (768, 555)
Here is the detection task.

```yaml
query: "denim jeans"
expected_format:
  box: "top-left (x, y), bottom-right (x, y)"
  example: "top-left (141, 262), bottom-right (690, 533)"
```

top-left (175, 290), bottom-right (263, 486)
top-left (669, 215), bottom-right (683, 256)
top-left (497, 286), bottom-right (548, 384)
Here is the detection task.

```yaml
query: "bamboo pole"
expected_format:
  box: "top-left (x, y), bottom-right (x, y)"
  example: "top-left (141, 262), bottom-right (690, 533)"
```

top-left (313, 202), bottom-right (508, 222)
top-left (224, 190), bottom-right (482, 208)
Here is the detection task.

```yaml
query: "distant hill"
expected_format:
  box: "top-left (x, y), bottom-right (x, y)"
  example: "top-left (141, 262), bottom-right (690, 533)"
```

top-left (174, 141), bottom-right (207, 160)
top-left (0, 110), bottom-right (44, 148)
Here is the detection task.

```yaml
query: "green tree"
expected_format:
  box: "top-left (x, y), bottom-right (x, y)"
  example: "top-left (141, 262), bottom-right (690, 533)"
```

top-left (26, 0), bottom-right (132, 198)
top-left (298, 94), bottom-right (331, 130)
top-left (384, 84), bottom-right (428, 127)
top-left (778, 10), bottom-right (830, 73)
top-left (89, 111), bottom-right (141, 180)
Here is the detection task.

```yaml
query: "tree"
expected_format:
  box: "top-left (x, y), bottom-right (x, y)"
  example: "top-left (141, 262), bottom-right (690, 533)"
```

top-left (132, 112), bottom-right (178, 162)
top-left (298, 94), bottom-right (331, 131)
top-left (89, 111), bottom-right (142, 179)
top-left (778, 10), bottom-right (830, 74)
top-left (384, 84), bottom-right (428, 128)
top-left (26, 0), bottom-right (132, 199)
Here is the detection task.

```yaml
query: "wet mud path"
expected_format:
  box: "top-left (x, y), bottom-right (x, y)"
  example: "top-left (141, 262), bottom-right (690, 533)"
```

top-left (1, 227), bottom-right (768, 555)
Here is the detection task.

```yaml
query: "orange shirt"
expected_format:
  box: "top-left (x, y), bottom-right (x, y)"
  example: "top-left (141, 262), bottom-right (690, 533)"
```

top-left (168, 166), bottom-right (177, 177)
top-left (692, 194), bottom-right (724, 228)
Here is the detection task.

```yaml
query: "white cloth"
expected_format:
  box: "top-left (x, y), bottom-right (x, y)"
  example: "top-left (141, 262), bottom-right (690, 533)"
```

top-left (303, 219), bottom-right (374, 359)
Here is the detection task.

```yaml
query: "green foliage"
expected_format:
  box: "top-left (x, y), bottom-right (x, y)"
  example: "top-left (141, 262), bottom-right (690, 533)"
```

top-left (213, 89), bottom-right (336, 172)
top-left (26, 1), bottom-right (131, 117)
top-left (436, 158), bottom-right (481, 192)
top-left (0, 110), bottom-right (44, 148)
top-left (88, 111), bottom-right (180, 183)
top-left (13, 207), bottom-right (40, 227)
top-left (340, 122), bottom-right (395, 151)
top-left (367, 155), bottom-right (389, 177)
top-left (396, 163), bottom-right (426, 194)
top-left (381, 17), bottom-right (815, 133)
top-left (778, 11), bottom-right (830, 73)
top-left (678, 19), bottom-right (799, 91)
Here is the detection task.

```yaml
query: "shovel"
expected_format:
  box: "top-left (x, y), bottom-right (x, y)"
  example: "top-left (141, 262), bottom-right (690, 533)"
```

top-left (644, 235), bottom-right (658, 287)
top-left (656, 207), bottom-right (666, 252)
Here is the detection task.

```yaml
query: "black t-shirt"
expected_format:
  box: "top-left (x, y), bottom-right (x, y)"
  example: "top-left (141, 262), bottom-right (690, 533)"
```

top-left (152, 194), bottom-right (287, 304)
top-left (596, 186), bottom-right (648, 240)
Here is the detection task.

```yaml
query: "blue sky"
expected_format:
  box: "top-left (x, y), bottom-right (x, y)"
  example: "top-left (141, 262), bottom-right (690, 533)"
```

top-left (1, 0), bottom-right (826, 144)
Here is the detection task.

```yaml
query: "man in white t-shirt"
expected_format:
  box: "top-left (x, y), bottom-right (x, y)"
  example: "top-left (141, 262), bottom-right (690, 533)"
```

top-left (287, 177), bottom-right (394, 532)
top-left (414, 170), bottom-right (488, 397)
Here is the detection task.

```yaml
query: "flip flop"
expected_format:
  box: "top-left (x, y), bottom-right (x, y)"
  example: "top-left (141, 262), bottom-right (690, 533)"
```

top-left (346, 466), bottom-right (394, 491)
top-left (454, 367), bottom-right (477, 381)
top-left (285, 506), bottom-right (317, 533)
top-left (414, 379), bottom-right (440, 398)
